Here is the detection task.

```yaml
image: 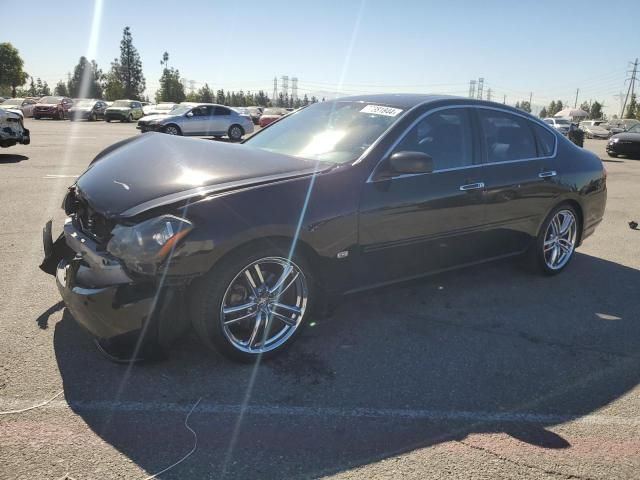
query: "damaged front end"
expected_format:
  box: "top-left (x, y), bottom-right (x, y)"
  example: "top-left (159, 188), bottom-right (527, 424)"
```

top-left (40, 188), bottom-right (190, 362)
top-left (0, 109), bottom-right (30, 148)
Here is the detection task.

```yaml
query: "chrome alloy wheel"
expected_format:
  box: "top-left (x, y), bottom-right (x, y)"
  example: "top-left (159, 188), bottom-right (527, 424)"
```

top-left (543, 209), bottom-right (577, 270)
top-left (229, 125), bottom-right (242, 140)
top-left (165, 125), bottom-right (179, 135)
top-left (220, 257), bottom-right (308, 354)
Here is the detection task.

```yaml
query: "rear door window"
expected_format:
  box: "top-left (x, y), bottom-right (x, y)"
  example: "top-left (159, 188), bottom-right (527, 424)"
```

top-left (477, 109), bottom-right (537, 163)
top-left (531, 123), bottom-right (556, 157)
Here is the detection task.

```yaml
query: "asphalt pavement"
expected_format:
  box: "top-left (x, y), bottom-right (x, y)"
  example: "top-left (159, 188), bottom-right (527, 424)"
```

top-left (0, 119), bottom-right (639, 479)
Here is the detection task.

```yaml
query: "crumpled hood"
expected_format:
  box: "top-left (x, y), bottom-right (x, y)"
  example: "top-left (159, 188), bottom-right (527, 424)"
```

top-left (139, 113), bottom-right (171, 122)
top-left (76, 133), bottom-right (331, 218)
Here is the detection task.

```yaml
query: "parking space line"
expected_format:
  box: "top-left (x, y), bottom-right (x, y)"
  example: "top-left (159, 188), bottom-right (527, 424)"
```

top-left (44, 174), bottom-right (79, 178)
top-left (1, 397), bottom-right (638, 427)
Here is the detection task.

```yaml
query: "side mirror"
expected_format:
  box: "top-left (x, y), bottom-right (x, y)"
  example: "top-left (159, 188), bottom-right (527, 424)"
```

top-left (389, 151), bottom-right (434, 175)
top-left (186, 112), bottom-right (193, 118)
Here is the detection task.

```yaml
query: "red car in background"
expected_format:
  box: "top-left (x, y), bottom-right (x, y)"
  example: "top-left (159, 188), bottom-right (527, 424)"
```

top-left (258, 107), bottom-right (288, 127)
top-left (33, 96), bottom-right (73, 120)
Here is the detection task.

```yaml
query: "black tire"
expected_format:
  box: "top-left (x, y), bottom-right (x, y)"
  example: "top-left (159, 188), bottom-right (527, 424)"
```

top-left (105, 117), bottom-right (111, 123)
top-left (190, 242), bottom-right (316, 363)
top-left (228, 124), bottom-right (244, 142)
top-left (58, 110), bottom-right (65, 120)
top-left (607, 152), bottom-right (618, 158)
top-left (90, 112), bottom-right (97, 121)
top-left (528, 204), bottom-right (580, 276)
top-left (163, 124), bottom-right (182, 136)
top-left (33, 115), bottom-right (40, 120)
top-left (126, 114), bottom-right (133, 123)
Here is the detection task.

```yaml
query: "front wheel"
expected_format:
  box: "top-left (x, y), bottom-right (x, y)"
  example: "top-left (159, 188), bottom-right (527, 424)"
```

top-left (105, 118), bottom-right (111, 123)
top-left (58, 110), bottom-right (65, 120)
top-left (529, 205), bottom-right (580, 275)
top-left (163, 124), bottom-right (181, 135)
top-left (191, 245), bottom-right (314, 362)
top-left (228, 124), bottom-right (244, 142)
top-left (90, 112), bottom-right (97, 121)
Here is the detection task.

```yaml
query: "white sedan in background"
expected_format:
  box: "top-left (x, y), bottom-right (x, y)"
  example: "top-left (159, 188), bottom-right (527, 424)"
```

top-left (136, 103), bottom-right (254, 141)
top-left (0, 98), bottom-right (37, 117)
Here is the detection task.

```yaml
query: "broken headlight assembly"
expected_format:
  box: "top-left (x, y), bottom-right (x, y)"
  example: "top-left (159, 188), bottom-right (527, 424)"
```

top-left (106, 215), bottom-right (193, 275)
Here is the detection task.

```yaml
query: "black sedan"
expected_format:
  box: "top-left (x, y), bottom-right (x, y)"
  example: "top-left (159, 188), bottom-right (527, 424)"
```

top-left (40, 95), bottom-right (607, 363)
top-left (606, 123), bottom-right (640, 158)
top-left (68, 99), bottom-right (108, 121)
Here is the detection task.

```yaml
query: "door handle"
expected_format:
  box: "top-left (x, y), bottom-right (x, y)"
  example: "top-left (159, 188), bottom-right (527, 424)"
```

top-left (459, 182), bottom-right (485, 191)
top-left (538, 170), bottom-right (557, 178)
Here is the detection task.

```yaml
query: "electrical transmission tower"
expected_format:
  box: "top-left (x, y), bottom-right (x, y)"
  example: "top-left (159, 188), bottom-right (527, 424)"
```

top-left (468, 80), bottom-right (476, 98)
top-left (272, 77), bottom-right (278, 101)
top-left (621, 58), bottom-right (638, 118)
top-left (476, 78), bottom-right (484, 100)
top-left (281, 75), bottom-right (289, 98)
top-left (486, 88), bottom-right (492, 102)
top-left (291, 77), bottom-right (298, 101)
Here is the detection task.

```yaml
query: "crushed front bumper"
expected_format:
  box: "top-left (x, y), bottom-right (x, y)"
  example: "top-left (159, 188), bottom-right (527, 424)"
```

top-left (41, 218), bottom-right (186, 359)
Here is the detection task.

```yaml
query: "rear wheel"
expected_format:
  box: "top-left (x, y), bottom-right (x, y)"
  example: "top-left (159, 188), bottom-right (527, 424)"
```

top-left (529, 205), bottom-right (579, 275)
top-left (105, 117), bottom-right (111, 123)
top-left (191, 244), bottom-right (315, 362)
top-left (163, 124), bottom-right (181, 135)
top-left (228, 124), bottom-right (244, 142)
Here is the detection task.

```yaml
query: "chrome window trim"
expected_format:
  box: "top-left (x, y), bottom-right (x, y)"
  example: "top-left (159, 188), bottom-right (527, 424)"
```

top-left (367, 104), bottom-right (558, 183)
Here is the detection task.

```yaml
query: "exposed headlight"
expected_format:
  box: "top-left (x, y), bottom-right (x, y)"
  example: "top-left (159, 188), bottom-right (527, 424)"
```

top-left (106, 215), bottom-right (193, 274)
top-left (611, 137), bottom-right (619, 143)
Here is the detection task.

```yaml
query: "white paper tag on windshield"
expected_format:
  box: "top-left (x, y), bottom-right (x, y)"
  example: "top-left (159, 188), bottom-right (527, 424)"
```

top-left (360, 105), bottom-right (403, 117)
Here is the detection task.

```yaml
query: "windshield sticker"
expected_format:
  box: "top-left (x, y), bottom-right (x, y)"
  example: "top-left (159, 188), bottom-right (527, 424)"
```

top-left (360, 105), bottom-right (403, 117)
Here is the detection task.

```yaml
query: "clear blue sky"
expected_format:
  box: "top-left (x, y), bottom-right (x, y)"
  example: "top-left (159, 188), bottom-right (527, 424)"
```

top-left (3, 0), bottom-right (639, 115)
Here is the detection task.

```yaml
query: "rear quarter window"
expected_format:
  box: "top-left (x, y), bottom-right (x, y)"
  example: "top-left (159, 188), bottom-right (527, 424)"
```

top-left (532, 123), bottom-right (556, 157)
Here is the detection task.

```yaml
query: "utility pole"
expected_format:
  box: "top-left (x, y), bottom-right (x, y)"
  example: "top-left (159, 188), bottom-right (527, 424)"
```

top-left (503, 94), bottom-right (506, 104)
top-left (621, 58), bottom-right (638, 118)
top-left (529, 92), bottom-right (532, 106)
top-left (574, 88), bottom-right (579, 108)
top-left (272, 77), bottom-right (278, 102)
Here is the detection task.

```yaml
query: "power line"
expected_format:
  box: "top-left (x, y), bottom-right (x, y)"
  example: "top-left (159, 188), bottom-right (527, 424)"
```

top-left (620, 58), bottom-right (638, 118)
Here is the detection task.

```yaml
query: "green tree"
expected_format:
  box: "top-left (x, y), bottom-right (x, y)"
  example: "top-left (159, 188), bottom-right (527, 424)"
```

top-left (589, 101), bottom-right (603, 120)
top-left (118, 26), bottom-right (145, 99)
top-left (38, 78), bottom-right (51, 96)
top-left (103, 59), bottom-right (125, 100)
top-left (67, 56), bottom-right (103, 98)
top-left (216, 89), bottom-right (225, 104)
top-left (54, 80), bottom-right (69, 96)
top-left (197, 83), bottom-right (214, 103)
top-left (0, 42), bottom-right (29, 97)
top-left (624, 94), bottom-right (637, 119)
top-left (580, 101), bottom-right (590, 113)
top-left (302, 94), bottom-right (309, 107)
top-left (548, 101), bottom-right (557, 116)
top-left (556, 100), bottom-right (564, 113)
top-left (539, 107), bottom-right (548, 118)
top-left (155, 52), bottom-right (185, 103)
top-left (27, 77), bottom-right (36, 96)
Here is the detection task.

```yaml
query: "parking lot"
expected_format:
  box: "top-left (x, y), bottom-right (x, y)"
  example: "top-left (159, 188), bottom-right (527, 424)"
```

top-left (1, 118), bottom-right (639, 479)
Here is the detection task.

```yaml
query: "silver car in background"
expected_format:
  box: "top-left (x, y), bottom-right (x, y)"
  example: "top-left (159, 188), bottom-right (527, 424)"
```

top-left (137, 103), bottom-right (254, 141)
top-left (143, 102), bottom-right (178, 116)
top-left (543, 117), bottom-right (571, 135)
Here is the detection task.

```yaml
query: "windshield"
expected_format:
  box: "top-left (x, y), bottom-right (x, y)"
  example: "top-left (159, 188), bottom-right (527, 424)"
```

top-left (245, 101), bottom-right (404, 163)
top-left (112, 100), bottom-right (131, 107)
top-left (554, 119), bottom-right (570, 125)
top-left (165, 105), bottom-right (190, 116)
top-left (40, 96), bottom-right (61, 104)
top-left (628, 124), bottom-right (640, 133)
top-left (156, 103), bottom-right (176, 110)
top-left (2, 98), bottom-right (22, 106)
top-left (74, 100), bottom-right (95, 108)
